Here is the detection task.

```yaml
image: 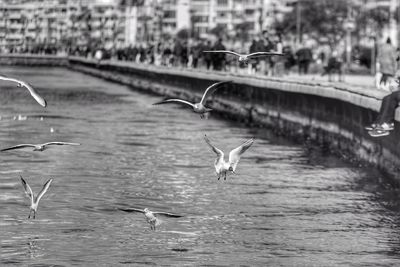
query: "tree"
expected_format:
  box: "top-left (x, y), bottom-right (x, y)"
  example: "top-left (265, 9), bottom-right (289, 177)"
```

top-left (210, 25), bottom-right (226, 39)
top-left (356, 6), bottom-right (390, 37)
top-left (176, 28), bottom-right (189, 40)
top-left (235, 22), bottom-right (253, 45)
top-left (273, 0), bottom-right (348, 46)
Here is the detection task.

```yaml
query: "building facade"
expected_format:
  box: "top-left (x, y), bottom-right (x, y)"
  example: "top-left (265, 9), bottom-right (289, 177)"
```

top-left (0, 0), bottom-right (314, 49)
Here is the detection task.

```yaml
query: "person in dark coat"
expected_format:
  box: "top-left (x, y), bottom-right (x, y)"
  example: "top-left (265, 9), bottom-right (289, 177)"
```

top-left (212, 38), bottom-right (226, 71)
top-left (283, 46), bottom-right (295, 74)
top-left (296, 46), bottom-right (313, 74)
top-left (249, 39), bottom-right (258, 73)
top-left (191, 41), bottom-right (202, 68)
top-left (203, 40), bottom-right (213, 70)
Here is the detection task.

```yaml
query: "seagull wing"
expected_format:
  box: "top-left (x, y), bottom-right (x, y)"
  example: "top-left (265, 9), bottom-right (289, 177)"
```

top-left (118, 207), bottom-right (145, 213)
top-left (200, 81), bottom-right (231, 104)
top-left (20, 175), bottom-right (34, 204)
top-left (0, 75), bottom-right (47, 107)
top-left (228, 138), bottom-right (254, 171)
top-left (0, 74), bottom-right (18, 84)
top-left (152, 211), bottom-right (183, 218)
top-left (153, 99), bottom-right (195, 108)
top-left (35, 178), bottom-right (53, 204)
top-left (43, 142), bottom-right (81, 147)
top-left (18, 80), bottom-right (47, 107)
top-left (248, 52), bottom-right (284, 58)
top-left (1, 144), bottom-right (36, 152)
top-left (202, 50), bottom-right (241, 57)
top-left (204, 135), bottom-right (224, 170)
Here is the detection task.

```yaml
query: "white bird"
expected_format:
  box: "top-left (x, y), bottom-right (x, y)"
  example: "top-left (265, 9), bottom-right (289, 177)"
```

top-left (0, 75), bottom-right (47, 107)
top-left (202, 50), bottom-right (284, 65)
top-left (204, 135), bottom-right (254, 180)
top-left (20, 175), bottom-right (53, 219)
top-left (119, 207), bottom-right (182, 230)
top-left (153, 81), bottom-right (230, 118)
top-left (1, 142), bottom-right (81, 152)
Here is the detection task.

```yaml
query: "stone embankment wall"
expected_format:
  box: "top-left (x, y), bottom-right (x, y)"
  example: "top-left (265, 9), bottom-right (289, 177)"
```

top-left (0, 54), bottom-right (69, 66)
top-left (1, 54), bottom-right (399, 178)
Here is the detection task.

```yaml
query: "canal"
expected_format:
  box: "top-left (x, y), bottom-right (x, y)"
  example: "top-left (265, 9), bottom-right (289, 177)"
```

top-left (1, 66), bottom-right (400, 266)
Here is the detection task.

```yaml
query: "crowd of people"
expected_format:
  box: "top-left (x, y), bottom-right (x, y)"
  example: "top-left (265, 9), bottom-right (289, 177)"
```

top-left (2, 34), bottom-right (341, 77)
top-left (1, 33), bottom-right (395, 85)
top-left (3, 32), bottom-right (400, 138)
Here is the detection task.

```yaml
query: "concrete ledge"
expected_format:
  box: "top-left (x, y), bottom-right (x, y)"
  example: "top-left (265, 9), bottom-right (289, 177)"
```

top-left (67, 57), bottom-right (400, 178)
top-left (0, 53), bottom-right (69, 66)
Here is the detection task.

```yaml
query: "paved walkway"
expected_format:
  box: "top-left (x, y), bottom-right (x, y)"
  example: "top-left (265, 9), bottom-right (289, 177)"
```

top-left (287, 73), bottom-right (376, 89)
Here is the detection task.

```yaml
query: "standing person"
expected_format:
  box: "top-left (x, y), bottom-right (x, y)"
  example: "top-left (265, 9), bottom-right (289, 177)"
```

top-left (180, 41), bottom-right (188, 67)
top-left (130, 45), bottom-right (138, 62)
top-left (271, 34), bottom-right (284, 76)
top-left (283, 45), bottom-right (295, 75)
top-left (203, 40), bottom-right (213, 70)
top-left (296, 44), bottom-right (313, 75)
top-left (191, 41), bottom-right (202, 68)
top-left (262, 35), bottom-right (275, 75)
top-left (377, 37), bottom-right (397, 90)
top-left (94, 47), bottom-right (103, 67)
top-left (173, 39), bottom-right (183, 67)
top-left (249, 39), bottom-right (258, 74)
top-left (163, 44), bottom-right (172, 66)
top-left (212, 38), bottom-right (226, 71)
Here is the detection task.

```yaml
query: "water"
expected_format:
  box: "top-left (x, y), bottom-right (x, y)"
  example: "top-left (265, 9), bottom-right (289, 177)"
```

top-left (1, 66), bottom-right (400, 266)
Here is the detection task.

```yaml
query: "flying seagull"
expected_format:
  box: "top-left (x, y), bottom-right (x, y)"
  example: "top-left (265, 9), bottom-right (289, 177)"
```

top-left (0, 75), bottom-right (47, 107)
top-left (202, 50), bottom-right (284, 65)
top-left (153, 81), bottom-right (230, 118)
top-left (20, 175), bottom-right (53, 219)
top-left (1, 142), bottom-right (81, 152)
top-left (204, 135), bottom-right (254, 180)
top-left (119, 207), bottom-right (182, 230)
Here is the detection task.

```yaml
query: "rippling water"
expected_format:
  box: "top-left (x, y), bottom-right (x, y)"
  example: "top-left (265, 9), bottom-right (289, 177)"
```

top-left (1, 66), bottom-right (400, 266)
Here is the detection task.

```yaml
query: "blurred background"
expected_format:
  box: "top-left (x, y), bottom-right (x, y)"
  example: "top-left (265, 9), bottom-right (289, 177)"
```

top-left (0, 0), bottom-right (399, 77)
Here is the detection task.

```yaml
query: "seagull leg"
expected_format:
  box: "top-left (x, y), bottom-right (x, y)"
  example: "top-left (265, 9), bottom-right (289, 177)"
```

top-left (28, 210), bottom-right (32, 219)
top-left (33, 211), bottom-right (36, 219)
top-left (224, 173), bottom-right (227, 180)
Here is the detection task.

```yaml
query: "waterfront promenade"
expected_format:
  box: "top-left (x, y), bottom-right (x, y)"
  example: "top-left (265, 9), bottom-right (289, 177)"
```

top-left (0, 54), bottom-right (398, 177)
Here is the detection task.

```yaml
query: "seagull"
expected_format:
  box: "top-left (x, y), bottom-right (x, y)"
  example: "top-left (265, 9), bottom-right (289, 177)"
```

top-left (153, 81), bottom-right (230, 118)
top-left (204, 135), bottom-right (254, 180)
top-left (119, 207), bottom-right (182, 230)
top-left (1, 142), bottom-right (81, 152)
top-left (0, 75), bottom-right (47, 107)
top-left (202, 50), bottom-right (284, 65)
top-left (20, 175), bottom-right (53, 219)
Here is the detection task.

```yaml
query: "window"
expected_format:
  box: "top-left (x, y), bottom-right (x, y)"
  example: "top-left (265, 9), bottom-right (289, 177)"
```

top-left (164, 10), bottom-right (176, 18)
top-left (193, 15), bottom-right (208, 22)
top-left (217, 0), bottom-right (228, 6)
top-left (217, 11), bottom-right (226, 18)
top-left (163, 22), bottom-right (176, 28)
